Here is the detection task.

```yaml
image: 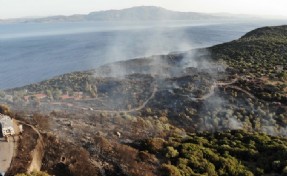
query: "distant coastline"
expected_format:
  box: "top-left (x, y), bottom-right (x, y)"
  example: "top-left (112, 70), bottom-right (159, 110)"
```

top-left (0, 6), bottom-right (256, 24)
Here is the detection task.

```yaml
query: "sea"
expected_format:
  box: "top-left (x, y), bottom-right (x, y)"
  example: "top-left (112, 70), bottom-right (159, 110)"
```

top-left (0, 19), bottom-right (287, 89)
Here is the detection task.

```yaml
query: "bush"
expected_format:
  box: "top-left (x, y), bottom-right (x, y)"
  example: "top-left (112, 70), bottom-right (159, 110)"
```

top-left (147, 138), bottom-right (165, 153)
top-left (0, 104), bottom-right (11, 115)
top-left (165, 146), bottom-right (179, 158)
top-left (15, 171), bottom-right (50, 176)
top-left (161, 164), bottom-right (181, 176)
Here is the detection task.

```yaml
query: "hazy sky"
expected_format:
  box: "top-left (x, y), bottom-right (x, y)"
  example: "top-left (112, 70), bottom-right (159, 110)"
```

top-left (1, 0), bottom-right (287, 19)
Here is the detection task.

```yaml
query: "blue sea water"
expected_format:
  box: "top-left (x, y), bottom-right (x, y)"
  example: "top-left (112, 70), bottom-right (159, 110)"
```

top-left (0, 19), bottom-right (286, 89)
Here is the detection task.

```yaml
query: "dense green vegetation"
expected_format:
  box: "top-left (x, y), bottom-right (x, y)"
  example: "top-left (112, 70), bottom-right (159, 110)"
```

top-left (142, 130), bottom-right (287, 176)
top-left (211, 26), bottom-right (287, 103)
top-left (211, 26), bottom-right (287, 78)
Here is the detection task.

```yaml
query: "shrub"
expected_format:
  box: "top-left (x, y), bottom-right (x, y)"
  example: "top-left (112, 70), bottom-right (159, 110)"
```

top-left (165, 146), bottom-right (179, 158)
top-left (161, 164), bottom-right (181, 176)
top-left (15, 171), bottom-right (50, 176)
top-left (0, 104), bottom-right (11, 115)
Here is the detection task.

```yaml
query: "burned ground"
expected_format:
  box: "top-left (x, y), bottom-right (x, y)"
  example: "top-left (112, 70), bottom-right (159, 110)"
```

top-left (1, 25), bottom-right (287, 175)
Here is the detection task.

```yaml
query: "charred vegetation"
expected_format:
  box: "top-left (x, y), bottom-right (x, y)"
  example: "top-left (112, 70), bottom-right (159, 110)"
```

top-left (1, 25), bottom-right (287, 175)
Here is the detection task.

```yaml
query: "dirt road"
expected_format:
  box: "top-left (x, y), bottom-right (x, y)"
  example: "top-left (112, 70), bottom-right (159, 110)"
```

top-left (0, 138), bottom-right (14, 173)
top-left (43, 83), bottom-right (158, 114)
top-left (0, 119), bottom-right (20, 174)
top-left (18, 121), bottom-right (44, 173)
top-left (190, 78), bottom-right (239, 101)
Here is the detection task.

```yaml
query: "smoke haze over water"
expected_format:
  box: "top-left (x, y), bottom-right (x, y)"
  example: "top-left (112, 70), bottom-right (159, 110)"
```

top-left (0, 20), bottom-right (287, 89)
top-left (1, 19), bottom-right (286, 137)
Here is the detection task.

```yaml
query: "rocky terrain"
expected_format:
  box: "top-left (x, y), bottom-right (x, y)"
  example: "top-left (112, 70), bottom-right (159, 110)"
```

top-left (0, 25), bottom-right (287, 176)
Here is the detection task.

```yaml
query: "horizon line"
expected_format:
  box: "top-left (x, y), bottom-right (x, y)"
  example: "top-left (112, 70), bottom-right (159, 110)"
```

top-left (1, 5), bottom-right (287, 21)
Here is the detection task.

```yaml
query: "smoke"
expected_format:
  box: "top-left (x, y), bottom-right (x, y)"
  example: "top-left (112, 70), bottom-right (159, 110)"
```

top-left (260, 113), bottom-right (287, 136)
top-left (89, 20), bottom-right (236, 133)
top-left (88, 23), bottom-right (237, 132)
top-left (0, 90), bottom-right (14, 104)
top-left (228, 118), bottom-right (243, 130)
top-left (196, 92), bottom-right (244, 132)
top-left (91, 20), bottom-right (199, 79)
top-left (279, 127), bottom-right (287, 136)
top-left (181, 50), bottom-right (211, 69)
top-left (4, 18), bottom-right (284, 138)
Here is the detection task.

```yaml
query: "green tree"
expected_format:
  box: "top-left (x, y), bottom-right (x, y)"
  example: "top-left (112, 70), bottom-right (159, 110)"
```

top-left (166, 146), bottom-right (179, 158)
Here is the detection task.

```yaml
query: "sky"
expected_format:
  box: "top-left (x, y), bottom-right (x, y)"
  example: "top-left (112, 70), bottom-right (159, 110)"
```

top-left (0, 0), bottom-right (287, 19)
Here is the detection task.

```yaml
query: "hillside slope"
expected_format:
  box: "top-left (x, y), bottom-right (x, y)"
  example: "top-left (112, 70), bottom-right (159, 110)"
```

top-left (2, 25), bottom-right (287, 176)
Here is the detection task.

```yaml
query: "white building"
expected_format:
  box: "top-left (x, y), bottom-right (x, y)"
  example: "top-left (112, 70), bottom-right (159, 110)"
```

top-left (0, 114), bottom-right (15, 137)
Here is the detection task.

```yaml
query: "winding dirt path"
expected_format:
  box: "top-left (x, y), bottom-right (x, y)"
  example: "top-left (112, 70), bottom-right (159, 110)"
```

top-left (192, 77), bottom-right (257, 101)
top-left (93, 85), bottom-right (158, 113)
top-left (189, 78), bottom-right (239, 101)
top-left (16, 121), bottom-right (44, 173)
top-left (126, 85), bottom-right (158, 112)
top-left (224, 85), bottom-right (256, 99)
top-left (43, 83), bottom-right (158, 114)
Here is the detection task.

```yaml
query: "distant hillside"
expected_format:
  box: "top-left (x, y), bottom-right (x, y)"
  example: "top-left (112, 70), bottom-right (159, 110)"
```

top-left (86, 6), bottom-right (221, 21)
top-left (4, 6), bottom-right (239, 23)
top-left (240, 25), bottom-right (287, 40)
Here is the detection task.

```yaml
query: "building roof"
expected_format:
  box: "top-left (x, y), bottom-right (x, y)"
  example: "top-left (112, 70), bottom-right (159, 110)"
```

top-left (33, 94), bottom-right (47, 99)
top-left (0, 114), bottom-right (13, 128)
